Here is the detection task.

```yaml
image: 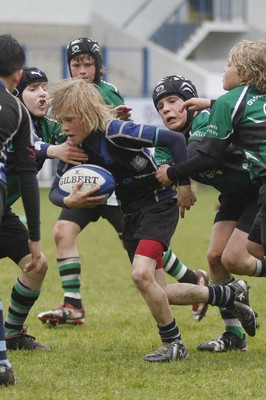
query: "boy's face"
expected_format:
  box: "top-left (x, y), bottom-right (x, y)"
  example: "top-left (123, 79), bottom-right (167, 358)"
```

top-left (157, 95), bottom-right (187, 132)
top-left (223, 59), bottom-right (242, 91)
top-left (70, 54), bottom-right (96, 83)
top-left (22, 82), bottom-right (49, 117)
top-left (58, 112), bottom-right (87, 145)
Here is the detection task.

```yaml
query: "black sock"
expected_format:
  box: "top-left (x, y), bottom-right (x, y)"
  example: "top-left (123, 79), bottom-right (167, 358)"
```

top-left (64, 297), bottom-right (82, 309)
top-left (208, 284), bottom-right (234, 307)
top-left (179, 269), bottom-right (197, 284)
top-left (158, 319), bottom-right (181, 343)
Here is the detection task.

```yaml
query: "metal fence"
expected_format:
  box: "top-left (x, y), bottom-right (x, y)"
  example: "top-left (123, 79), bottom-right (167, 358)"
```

top-left (150, 0), bottom-right (247, 51)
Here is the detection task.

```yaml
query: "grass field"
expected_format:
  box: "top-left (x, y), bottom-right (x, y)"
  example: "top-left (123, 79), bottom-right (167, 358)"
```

top-left (1, 186), bottom-right (265, 400)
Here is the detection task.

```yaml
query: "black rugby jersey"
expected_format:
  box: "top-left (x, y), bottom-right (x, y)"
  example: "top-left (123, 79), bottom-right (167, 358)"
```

top-left (0, 81), bottom-right (40, 240)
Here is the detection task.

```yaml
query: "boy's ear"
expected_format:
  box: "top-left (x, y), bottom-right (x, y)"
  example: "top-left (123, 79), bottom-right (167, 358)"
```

top-left (241, 68), bottom-right (250, 82)
top-left (9, 69), bottom-right (23, 93)
top-left (15, 69), bottom-right (23, 86)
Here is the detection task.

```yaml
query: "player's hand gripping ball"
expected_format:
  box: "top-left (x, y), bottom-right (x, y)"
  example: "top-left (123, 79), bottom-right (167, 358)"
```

top-left (59, 164), bottom-right (116, 197)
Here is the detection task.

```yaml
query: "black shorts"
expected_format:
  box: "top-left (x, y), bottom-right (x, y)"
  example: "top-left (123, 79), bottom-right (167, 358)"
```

top-left (214, 186), bottom-right (259, 233)
top-left (0, 206), bottom-right (29, 264)
top-left (248, 212), bottom-right (261, 244)
top-left (123, 199), bottom-right (178, 263)
top-left (58, 205), bottom-right (123, 238)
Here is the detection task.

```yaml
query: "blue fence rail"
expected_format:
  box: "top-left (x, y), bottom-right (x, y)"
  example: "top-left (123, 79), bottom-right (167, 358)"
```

top-left (102, 46), bottom-right (150, 97)
top-left (150, 0), bottom-right (247, 52)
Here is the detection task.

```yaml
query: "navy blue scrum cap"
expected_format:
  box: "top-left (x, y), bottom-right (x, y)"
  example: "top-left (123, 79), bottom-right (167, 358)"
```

top-left (152, 75), bottom-right (198, 109)
top-left (15, 67), bottom-right (48, 101)
top-left (66, 37), bottom-right (103, 83)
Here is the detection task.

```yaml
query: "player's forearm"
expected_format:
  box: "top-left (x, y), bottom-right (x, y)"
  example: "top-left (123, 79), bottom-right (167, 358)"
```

top-left (34, 140), bottom-right (50, 158)
top-left (167, 153), bottom-right (219, 181)
top-left (18, 171), bottom-right (41, 241)
top-left (156, 129), bottom-right (188, 165)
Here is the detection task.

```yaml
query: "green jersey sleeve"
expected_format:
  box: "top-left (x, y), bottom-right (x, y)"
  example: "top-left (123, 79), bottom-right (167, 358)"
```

top-left (97, 80), bottom-right (125, 107)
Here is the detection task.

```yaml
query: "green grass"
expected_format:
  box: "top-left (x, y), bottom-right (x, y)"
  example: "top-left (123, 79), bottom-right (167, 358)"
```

top-left (1, 186), bottom-right (266, 399)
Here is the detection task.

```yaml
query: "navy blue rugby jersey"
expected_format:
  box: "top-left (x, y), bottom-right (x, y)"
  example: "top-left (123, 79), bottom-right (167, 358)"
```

top-left (50, 119), bottom-right (189, 213)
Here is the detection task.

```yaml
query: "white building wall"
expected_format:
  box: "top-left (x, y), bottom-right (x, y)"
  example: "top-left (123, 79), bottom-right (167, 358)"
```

top-left (1, 0), bottom-right (265, 184)
top-left (0, 0), bottom-right (92, 24)
top-left (1, 0), bottom-right (266, 36)
top-left (93, 0), bottom-right (184, 38)
top-left (247, 0), bottom-right (266, 32)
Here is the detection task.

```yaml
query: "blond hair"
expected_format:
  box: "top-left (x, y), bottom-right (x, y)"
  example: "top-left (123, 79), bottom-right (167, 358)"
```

top-left (229, 39), bottom-right (266, 93)
top-left (50, 78), bottom-right (116, 133)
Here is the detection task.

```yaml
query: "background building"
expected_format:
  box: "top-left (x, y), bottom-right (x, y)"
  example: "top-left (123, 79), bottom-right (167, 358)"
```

top-left (1, 0), bottom-right (265, 181)
top-left (1, 0), bottom-right (265, 99)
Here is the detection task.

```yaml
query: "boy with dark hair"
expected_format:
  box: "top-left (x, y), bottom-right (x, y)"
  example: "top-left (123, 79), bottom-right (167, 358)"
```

top-left (0, 33), bottom-right (43, 387)
top-left (66, 37), bottom-right (128, 113)
top-left (37, 37), bottom-right (130, 326)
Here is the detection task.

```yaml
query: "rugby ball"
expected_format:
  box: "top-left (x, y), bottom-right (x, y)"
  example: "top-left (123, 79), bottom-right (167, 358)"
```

top-left (59, 164), bottom-right (115, 197)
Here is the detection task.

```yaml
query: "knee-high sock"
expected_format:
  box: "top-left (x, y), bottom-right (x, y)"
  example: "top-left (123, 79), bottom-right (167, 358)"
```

top-left (58, 257), bottom-right (82, 309)
top-left (0, 300), bottom-right (11, 368)
top-left (4, 278), bottom-right (40, 336)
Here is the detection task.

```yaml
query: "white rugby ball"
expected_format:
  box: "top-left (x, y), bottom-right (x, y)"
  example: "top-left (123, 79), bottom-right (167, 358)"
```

top-left (59, 164), bottom-right (115, 197)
